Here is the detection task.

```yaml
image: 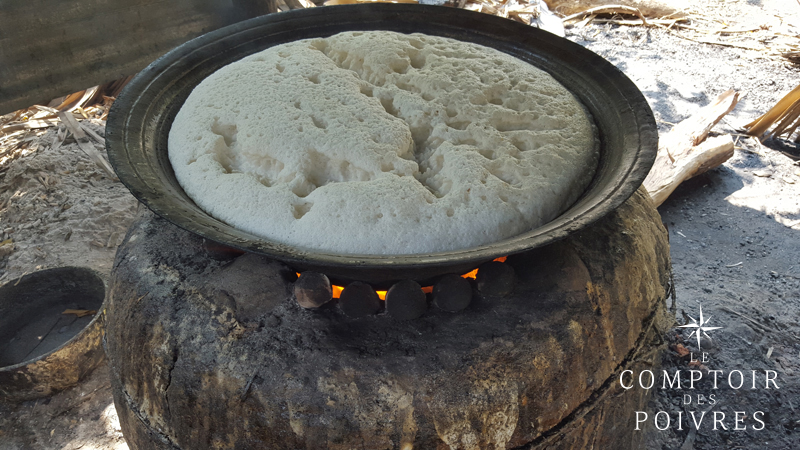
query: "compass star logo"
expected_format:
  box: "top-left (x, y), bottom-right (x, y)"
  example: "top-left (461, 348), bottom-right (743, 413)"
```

top-left (679, 304), bottom-right (722, 351)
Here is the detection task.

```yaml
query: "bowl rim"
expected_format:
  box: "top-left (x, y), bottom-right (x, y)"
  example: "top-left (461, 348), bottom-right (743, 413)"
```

top-left (106, 4), bottom-right (657, 284)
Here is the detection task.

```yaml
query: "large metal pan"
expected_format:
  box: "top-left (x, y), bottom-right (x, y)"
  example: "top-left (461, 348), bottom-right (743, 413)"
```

top-left (106, 4), bottom-right (657, 286)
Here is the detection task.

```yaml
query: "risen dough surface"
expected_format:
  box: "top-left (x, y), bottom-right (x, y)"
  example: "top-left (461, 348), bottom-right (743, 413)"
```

top-left (168, 31), bottom-right (598, 254)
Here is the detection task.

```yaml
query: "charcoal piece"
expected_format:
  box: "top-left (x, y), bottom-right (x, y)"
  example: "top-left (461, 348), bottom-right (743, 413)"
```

top-left (203, 239), bottom-right (245, 260)
top-left (338, 282), bottom-right (381, 318)
top-left (385, 280), bottom-right (427, 320)
top-left (432, 274), bottom-right (473, 312)
top-left (475, 261), bottom-right (516, 297)
top-left (294, 272), bottom-right (333, 309)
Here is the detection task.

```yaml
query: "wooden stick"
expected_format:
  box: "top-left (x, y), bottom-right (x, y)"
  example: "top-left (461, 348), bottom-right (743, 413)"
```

top-left (721, 306), bottom-right (775, 334)
top-left (675, 90), bottom-right (739, 147)
top-left (644, 90), bottom-right (740, 206)
top-left (51, 124), bottom-right (67, 151)
top-left (0, 130), bottom-right (26, 143)
top-left (647, 136), bottom-right (734, 206)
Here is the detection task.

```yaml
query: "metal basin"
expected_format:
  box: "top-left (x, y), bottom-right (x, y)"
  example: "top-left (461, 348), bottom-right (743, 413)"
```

top-left (106, 4), bottom-right (657, 285)
top-left (0, 267), bottom-right (106, 402)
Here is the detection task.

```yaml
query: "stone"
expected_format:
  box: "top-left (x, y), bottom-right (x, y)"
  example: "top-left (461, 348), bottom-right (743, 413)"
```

top-left (432, 274), bottom-right (473, 312)
top-left (385, 280), bottom-right (427, 320)
top-left (338, 281), bottom-right (381, 318)
top-left (294, 272), bottom-right (333, 309)
top-left (475, 260), bottom-right (515, 296)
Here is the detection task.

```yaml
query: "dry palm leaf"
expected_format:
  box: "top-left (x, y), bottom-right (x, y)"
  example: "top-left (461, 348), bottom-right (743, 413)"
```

top-left (743, 84), bottom-right (800, 142)
top-left (57, 111), bottom-right (118, 180)
top-left (0, 118), bottom-right (60, 134)
top-left (0, 77), bottom-right (130, 142)
top-left (51, 86), bottom-right (101, 112)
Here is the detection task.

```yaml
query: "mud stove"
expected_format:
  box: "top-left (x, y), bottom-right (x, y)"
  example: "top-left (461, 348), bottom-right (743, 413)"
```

top-left (103, 4), bottom-right (668, 449)
top-left (105, 187), bottom-right (670, 449)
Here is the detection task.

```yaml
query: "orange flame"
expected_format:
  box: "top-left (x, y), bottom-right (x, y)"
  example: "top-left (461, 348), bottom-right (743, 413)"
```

top-left (461, 256), bottom-right (506, 280)
top-left (300, 256), bottom-right (507, 300)
top-left (461, 268), bottom-right (479, 280)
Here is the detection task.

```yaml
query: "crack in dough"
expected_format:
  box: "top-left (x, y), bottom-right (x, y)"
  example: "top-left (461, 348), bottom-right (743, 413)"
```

top-left (168, 31), bottom-right (598, 254)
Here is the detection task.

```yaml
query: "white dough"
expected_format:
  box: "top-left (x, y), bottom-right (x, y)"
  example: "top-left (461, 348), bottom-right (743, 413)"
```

top-left (168, 31), bottom-right (598, 255)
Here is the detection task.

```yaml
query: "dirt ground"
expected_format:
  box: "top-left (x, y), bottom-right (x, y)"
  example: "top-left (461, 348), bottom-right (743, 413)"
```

top-left (571, 1), bottom-right (800, 448)
top-left (1, 0), bottom-right (799, 449)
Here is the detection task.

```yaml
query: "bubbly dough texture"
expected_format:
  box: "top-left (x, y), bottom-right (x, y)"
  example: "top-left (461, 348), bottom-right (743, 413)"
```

top-left (169, 31), bottom-right (598, 255)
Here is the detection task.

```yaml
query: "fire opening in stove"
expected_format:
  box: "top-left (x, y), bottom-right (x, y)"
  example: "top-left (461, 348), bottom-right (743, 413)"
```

top-left (293, 256), bottom-right (513, 318)
top-left (297, 256), bottom-right (508, 301)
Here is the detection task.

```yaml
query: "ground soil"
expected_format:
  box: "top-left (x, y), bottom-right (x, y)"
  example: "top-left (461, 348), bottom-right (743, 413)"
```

top-left (569, 1), bottom-right (800, 448)
top-left (1, 0), bottom-right (799, 448)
